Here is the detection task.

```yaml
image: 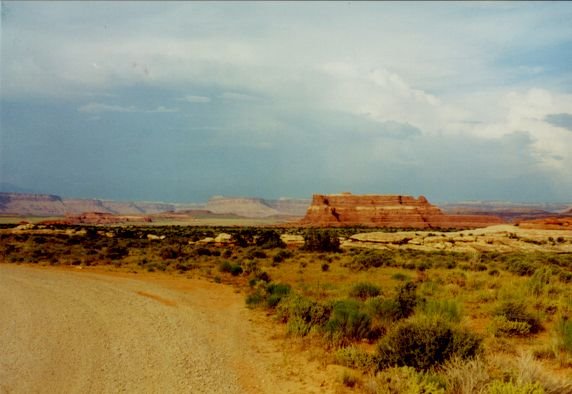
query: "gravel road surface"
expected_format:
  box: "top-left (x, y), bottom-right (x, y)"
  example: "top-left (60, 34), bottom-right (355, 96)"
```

top-left (0, 265), bottom-right (328, 393)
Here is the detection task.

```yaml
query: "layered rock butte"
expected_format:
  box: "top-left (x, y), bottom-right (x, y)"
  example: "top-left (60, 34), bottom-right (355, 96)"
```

top-left (300, 193), bottom-right (504, 229)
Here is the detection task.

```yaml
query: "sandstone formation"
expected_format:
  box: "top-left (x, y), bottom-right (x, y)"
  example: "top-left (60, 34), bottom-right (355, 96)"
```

top-left (345, 225), bottom-right (572, 253)
top-left (516, 217), bottom-right (572, 230)
top-left (41, 212), bottom-right (152, 225)
top-left (301, 193), bottom-right (504, 229)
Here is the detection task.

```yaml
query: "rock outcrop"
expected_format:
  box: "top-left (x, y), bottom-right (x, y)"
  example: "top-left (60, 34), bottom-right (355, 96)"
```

top-left (41, 212), bottom-right (152, 225)
top-left (301, 193), bottom-right (504, 229)
top-left (516, 217), bottom-right (572, 230)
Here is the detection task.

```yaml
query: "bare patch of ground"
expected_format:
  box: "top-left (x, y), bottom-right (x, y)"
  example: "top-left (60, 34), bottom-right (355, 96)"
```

top-left (0, 264), bottom-right (337, 393)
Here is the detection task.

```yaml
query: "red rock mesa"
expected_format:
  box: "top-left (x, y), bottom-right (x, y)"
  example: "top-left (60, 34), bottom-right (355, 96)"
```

top-left (300, 193), bottom-right (504, 228)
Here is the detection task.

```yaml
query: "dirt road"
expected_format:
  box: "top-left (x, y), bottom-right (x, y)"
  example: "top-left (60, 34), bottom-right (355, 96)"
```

top-left (0, 265), bottom-right (333, 393)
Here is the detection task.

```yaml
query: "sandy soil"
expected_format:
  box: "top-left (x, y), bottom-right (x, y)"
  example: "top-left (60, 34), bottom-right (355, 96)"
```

top-left (0, 265), bottom-right (335, 393)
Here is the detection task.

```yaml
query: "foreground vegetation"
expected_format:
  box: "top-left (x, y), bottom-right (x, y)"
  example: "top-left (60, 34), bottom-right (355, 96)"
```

top-left (1, 225), bottom-right (571, 393)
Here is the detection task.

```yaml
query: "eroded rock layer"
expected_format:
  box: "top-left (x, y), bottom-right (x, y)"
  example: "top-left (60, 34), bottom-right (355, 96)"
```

top-left (301, 193), bottom-right (504, 229)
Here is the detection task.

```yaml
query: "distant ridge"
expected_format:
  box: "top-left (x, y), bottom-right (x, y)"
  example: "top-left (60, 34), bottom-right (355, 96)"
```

top-left (0, 192), bottom-right (310, 218)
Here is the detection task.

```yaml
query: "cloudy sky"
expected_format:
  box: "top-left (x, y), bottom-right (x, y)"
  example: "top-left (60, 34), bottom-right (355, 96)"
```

top-left (1, 1), bottom-right (571, 203)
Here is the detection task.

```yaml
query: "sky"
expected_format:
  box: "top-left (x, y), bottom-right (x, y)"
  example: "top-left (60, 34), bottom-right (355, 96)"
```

top-left (1, 1), bottom-right (572, 203)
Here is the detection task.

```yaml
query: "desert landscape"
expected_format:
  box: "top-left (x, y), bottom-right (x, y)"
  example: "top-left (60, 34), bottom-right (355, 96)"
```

top-left (3, 2), bottom-right (572, 393)
top-left (1, 192), bottom-right (572, 393)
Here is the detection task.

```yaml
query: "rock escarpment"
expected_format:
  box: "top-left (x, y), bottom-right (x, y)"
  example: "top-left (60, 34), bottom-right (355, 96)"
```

top-left (301, 193), bottom-right (504, 229)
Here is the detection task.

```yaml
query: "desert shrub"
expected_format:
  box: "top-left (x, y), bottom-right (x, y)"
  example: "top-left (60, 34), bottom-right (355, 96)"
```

top-left (106, 245), bottom-right (129, 260)
top-left (253, 270), bottom-right (271, 283)
top-left (347, 249), bottom-right (394, 271)
top-left (490, 316), bottom-right (533, 337)
top-left (241, 260), bottom-right (260, 274)
top-left (376, 316), bottom-right (482, 371)
top-left (229, 264), bottom-right (243, 276)
top-left (321, 263), bottom-right (330, 272)
top-left (505, 257), bottom-right (537, 276)
top-left (334, 346), bottom-right (377, 371)
top-left (441, 357), bottom-right (490, 394)
top-left (219, 261), bottom-right (242, 276)
top-left (265, 283), bottom-right (291, 308)
top-left (302, 229), bottom-right (340, 252)
top-left (494, 301), bottom-right (542, 335)
top-left (553, 316), bottom-right (572, 354)
top-left (218, 261), bottom-right (233, 273)
top-left (487, 380), bottom-right (544, 394)
top-left (231, 232), bottom-right (250, 247)
top-left (527, 267), bottom-right (552, 297)
top-left (255, 230), bottom-right (285, 249)
top-left (160, 247), bottom-right (179, 260)
top-left (245, 292), bottom-right (264, 307)
top-left (559, 271), bottom-right (572, 283)
top-left (272, 249), bottom-right (292, 264)
top-left (367, 366), bottom-right (445, 394)
top-left (420, 299), bottom-right (463, 323)
top-left (276, 294), bottom-right (331, 336)
top-left (349, 282), bottom-right (381, 300)
top-left (489, 269), bottom-right (501, 277)
top-left (395, 281), bottom-right (419, 319)
top-left (365, 296), bottom-right (403, 323)
top-left (325, 299), bottom-right (376, 345)
top-left (392, 272), bottom-right (411, 281)
top-left (246, 248), bottom-right (267, 259)
top-left (196, 247), bottom-right (212, 256)
top-left (341, 371), bottom-right (360, 388)
top-left (175, 262), bottom-right (193, 272)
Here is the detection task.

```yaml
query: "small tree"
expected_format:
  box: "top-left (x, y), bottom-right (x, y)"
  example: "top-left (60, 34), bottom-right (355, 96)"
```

top-left (302, 229), bottom-right (340, 252)
top-left (255, 230), bottom-right (285, 249)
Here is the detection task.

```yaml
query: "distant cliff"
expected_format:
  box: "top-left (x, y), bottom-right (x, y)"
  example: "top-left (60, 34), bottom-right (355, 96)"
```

top-left (0, 192), bottom-right (310, 218)
top-left (0, 192), bottom-right (187, 216)
top-left (206, 196), bottom-right (309, 218)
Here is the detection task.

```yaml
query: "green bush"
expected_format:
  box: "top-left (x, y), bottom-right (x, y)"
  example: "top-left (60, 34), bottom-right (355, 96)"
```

top-left (349, 282), bottom-right (381, 300)
top-left (275, 294), bottom-right (331, 336)
top-left (246, 248), bottom-right (267, 259)
top-left (229, 264), bottom-right (243, 276)
top-left (265, 283), bottom-right (292, 308)
top-left (490, 316), bottom-right (533, 337)
top-left (218, 261), bottom-right (233, 273)
top-left (365, 296), bottom-right (402, 324)
top-left (302, 229), bottom-right (340, 252)
top-left (527, 267), bottom-right (552, 297)
top-left (371, 366), bottom-right (445, 394)
top-left (395, 282), bottom-right (419, 319)
top-left (325, 299), bottom-right (377, 345)
top-left (272, 249), bottom-right (292, 264)
top-left (505, 257), bottom-right (537, 276)
top-left (347, 249), bottom-right (394, 271)
top-left (334, 346), bottom-right (377, 371)
top-left (494, 301), bottom-right (542, 334)
top-left (554, 316), bottom-right (572, 354)
top-left (421, 299), bottom-right (463, 323)
top-left (391, 272), bottom-right (411, 281)
top-left (487, 380), bottom-right (544, 394)
top-left (377, 316), bottom-right (482, 371)
top-left (245, 292), bottom-right (264, 307)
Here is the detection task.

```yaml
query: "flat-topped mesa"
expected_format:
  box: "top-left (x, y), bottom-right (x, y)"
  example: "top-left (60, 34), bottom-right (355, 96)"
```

top-left (301, 193), bottom-right (504, 229)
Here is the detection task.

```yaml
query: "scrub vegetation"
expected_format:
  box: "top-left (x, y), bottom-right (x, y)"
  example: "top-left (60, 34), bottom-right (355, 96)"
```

top-left (1, 224), bottom-right (571, 393)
